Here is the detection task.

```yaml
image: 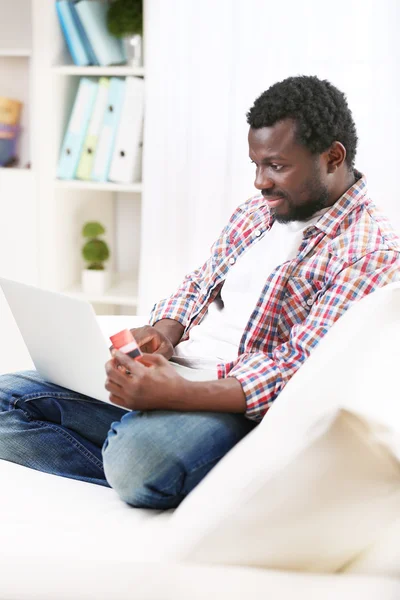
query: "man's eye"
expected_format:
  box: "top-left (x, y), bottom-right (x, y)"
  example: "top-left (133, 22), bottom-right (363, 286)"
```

top-left (270, 164), bottom-right (283, 171)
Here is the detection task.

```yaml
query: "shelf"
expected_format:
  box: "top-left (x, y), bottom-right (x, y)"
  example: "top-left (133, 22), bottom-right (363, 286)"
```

top-left (63, 274), bottom-right (138, 306)
top-left (55, 179), bottom-right (142, 193)
top-left (0, 167), bottom-right (33, 173)
top-left (52, 65), bottom-right (145, 77)
top-left (0, 169), bottom-right (35, 185)
top-left (0, 49), bottom-right (31, 57)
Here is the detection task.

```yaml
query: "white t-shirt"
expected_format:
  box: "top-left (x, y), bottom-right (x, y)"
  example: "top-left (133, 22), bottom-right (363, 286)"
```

top-left (172, 210), bottom-right (328, 375)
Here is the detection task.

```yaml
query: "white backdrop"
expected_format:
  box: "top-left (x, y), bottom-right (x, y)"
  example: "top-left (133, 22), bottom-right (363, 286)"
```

top-left (138, 0), bottom-right (400, 314)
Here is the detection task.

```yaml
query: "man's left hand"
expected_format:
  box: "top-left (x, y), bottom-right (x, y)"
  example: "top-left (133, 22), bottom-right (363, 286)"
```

top-left (105, 350), bottom-right (186, 410)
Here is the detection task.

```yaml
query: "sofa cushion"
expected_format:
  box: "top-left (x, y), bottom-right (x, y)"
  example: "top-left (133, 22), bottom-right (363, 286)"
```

top-left (166, 282), bottom-right (400, 573)
top-left (0, 458), bottom-right (170, 563)
top-left (3, 460), bottom-right (400, 600)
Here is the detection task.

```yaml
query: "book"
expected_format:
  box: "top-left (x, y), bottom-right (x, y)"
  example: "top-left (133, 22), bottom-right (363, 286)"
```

top-left (91, 77), bottom-right (126, 182)
top-left (69, 1), bottom-right (100, 66)
top-left (57, 78), bottom-right (98, 180)
top-left (55, 1), bottom-right (90, 66)
top-left (108, 77), bottom-right (145, 184)
top-left (76, 77), bottom-right (110, 180)
top-left (74, 1), bottom-right (127, 66)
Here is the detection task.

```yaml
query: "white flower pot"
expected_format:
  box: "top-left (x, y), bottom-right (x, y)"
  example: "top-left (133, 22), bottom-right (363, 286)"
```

top-left (82, 270), bottom-right (111, 296)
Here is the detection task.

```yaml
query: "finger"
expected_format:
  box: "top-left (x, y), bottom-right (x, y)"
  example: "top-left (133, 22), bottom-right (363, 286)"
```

top-left (140, 342), bottom-right (159, 354)
top-left (114, 350), bottom-right (146, 372)
top-left (105, 379), bottom-right (123, 394)
top-left (130, 330), bottom-right (158, 353)
top-left (105, 359), bottom-right (115, 376)
top-left (137, 353), bottom-right (167, 367)
top-left (105, 357), bottom-right (121, 376)
top-left (108, 393), bottom-right (130, 408)
top-left (140, 339), bottom-right (160, 354)
top-left (105, 358), bottom-right (131, 385)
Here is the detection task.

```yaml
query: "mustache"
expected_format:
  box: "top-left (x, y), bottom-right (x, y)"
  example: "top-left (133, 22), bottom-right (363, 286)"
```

top-left (261, 189), bottom-right (288, 199)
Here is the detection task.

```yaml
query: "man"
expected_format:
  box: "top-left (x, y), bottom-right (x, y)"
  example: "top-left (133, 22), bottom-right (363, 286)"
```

top-left (1, 76), bottom-right (399, 509)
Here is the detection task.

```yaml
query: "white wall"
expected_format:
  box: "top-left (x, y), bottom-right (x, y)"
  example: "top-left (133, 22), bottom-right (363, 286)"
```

top-left (227, 0), bottom-right (400, 227)
top-left (138, 0), bottom-right (400, 313)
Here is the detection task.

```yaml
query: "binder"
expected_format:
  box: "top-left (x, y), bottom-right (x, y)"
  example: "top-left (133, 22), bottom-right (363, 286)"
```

top-left (76, 77), bottom-right (110, 180)
top-left (57, 78), bottom-right (98, 180)
top-left (74, 1), bottom-right (126, 67)
top-left (91, 77), bottom-right (126, 182)
top-left (55, 1), bottom-right (90, 67)
top-left (69, 1), bottom-right (100, 66)
top-left (108, 77), bottom-right (145, 184)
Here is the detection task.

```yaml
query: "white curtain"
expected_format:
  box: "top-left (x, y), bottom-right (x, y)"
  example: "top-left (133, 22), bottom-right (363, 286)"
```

top-left (138, 0), bottom-right (400, 315)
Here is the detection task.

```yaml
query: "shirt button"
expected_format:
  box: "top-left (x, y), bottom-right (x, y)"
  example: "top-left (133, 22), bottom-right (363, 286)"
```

top-left (307, 299), bottom-right (313, 306)
top-left (229, 257), bottom-right (236, 265)
top-left (255, 229), bottom-right (262, 237)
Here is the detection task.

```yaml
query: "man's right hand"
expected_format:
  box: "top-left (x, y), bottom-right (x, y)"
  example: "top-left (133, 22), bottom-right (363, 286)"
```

top-left (129, 325), bottom-right (174, 359)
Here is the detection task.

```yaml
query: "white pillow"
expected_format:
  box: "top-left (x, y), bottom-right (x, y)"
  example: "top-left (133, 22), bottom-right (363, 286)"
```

top-left (344, 516), bottom-right (400, 577)
top-left (166, 282), bottom-right (400, 573)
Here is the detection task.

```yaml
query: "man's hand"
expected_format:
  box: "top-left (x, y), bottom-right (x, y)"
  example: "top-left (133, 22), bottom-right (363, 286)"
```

top-left (109, 320), bottom-right (185, 358)
top-left (108, 325), bottom-right (174, 358)
top-left (128, 325), bottom-right (175, 358)
top-left (105, 350), bottom-right (187, 410)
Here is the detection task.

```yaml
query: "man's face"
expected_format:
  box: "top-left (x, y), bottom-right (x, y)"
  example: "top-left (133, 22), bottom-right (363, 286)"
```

top-left (248, 120), bottom-right (330, 223)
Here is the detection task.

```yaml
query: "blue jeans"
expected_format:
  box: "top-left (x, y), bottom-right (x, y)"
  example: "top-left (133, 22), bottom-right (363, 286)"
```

top-left (0, 370), bottom-right (256, 509)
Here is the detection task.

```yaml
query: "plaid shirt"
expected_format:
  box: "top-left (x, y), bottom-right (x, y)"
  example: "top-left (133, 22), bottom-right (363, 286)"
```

top-left (150, 173), bottom-right (400, 421)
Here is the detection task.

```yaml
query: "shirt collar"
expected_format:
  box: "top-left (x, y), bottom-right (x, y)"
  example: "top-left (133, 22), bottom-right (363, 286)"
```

top-left (304, 170), bottom-right (367, 238)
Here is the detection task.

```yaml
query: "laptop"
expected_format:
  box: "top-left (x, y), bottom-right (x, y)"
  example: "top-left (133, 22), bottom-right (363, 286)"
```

top-left (0, 278), bottom-right (218, 406)
top-left (0, 277), bottom-right (114, 404)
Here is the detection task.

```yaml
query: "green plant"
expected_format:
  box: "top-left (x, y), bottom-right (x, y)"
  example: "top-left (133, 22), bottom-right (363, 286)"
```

top-left (81, 221), bottom-right (110, 270)
top-left (107, 0), bottom-right (143, 37)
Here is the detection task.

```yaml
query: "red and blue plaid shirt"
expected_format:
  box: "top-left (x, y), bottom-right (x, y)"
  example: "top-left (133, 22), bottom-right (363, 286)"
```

top-left (150, 173), bottom-right (400, 421)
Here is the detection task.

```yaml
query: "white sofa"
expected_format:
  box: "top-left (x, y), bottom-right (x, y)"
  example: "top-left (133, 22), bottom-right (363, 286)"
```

top-left (1, 285), bottom-right (400, 599)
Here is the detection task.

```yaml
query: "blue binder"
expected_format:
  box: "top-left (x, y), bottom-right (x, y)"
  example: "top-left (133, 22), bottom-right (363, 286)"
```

top-left (55, 1), bottom-right (90, 66)
top-left (75, 1), bottom-right (126, 66)
top-left (57, 78), bottom-right (99, 180)
top-left (69, 1), bottom-right (100, 66)
top-left (91, 77), bottom-right (126, 182)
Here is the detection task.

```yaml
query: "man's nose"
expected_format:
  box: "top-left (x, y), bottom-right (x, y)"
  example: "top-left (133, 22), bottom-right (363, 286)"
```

top-left (254, 168), bottom-right (274, 191)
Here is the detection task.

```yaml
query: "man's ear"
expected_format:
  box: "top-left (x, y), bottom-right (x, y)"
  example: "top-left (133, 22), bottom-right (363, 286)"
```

top-left (326, 141), bottom-right (347, 173)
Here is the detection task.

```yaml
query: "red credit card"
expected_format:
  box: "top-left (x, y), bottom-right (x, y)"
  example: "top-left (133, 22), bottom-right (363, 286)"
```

top-left (110, 329), bottom-right (142, 359)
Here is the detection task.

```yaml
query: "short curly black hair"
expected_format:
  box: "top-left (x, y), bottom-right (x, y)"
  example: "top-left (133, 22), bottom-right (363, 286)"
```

top-left (247, 75), bottom-right (358, 168)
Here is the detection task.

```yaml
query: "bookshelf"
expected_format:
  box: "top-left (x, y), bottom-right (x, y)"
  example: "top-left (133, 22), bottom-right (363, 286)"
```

top-left (54, 180), bottom-right (143, 193)
top-left (30, 0), bottom-right (144, 315)
top-left (53, 65), bottom-right (145, 76)
top-left (65, 273), bottom-right (138, 306)
top-left (0, 50), bottom-right (32, 58)
top-left (0, 0), bottom-right (145, 329)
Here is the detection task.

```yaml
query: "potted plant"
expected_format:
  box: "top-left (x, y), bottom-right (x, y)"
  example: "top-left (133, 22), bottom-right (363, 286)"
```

top-left (107, 0), bottom-right (143, 67)
top-left (81, 221), bottom-right (111, 295)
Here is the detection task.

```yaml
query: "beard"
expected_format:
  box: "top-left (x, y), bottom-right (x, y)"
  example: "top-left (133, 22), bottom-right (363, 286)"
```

top-left (263, 164), bottom-right (330, 224)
